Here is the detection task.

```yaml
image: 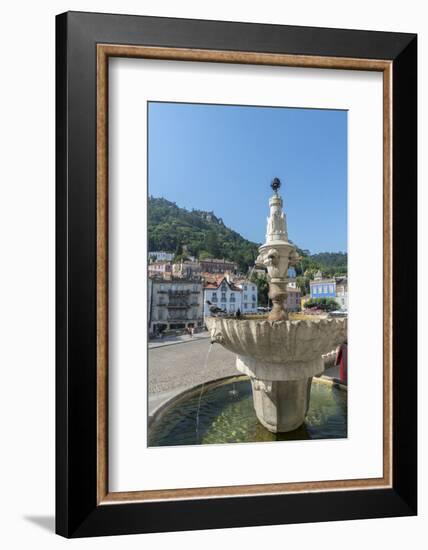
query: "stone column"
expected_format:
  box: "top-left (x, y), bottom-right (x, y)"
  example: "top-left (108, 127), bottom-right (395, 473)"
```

top-left (255, 182), bottom-right (299, 322)
top-left (268, 280), bottom-right (288, 322)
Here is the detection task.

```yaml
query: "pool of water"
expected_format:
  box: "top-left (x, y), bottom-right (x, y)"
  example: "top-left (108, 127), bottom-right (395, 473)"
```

top-left (148, 377), bottom-right (347, 447)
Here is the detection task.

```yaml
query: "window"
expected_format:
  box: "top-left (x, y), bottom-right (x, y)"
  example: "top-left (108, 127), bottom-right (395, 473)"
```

top-left (221, 293), bottom-right (227, 302)
top-left (252, 295), bottom-right (256, 301)
top-left (329, 284), bottom-right (334, 293)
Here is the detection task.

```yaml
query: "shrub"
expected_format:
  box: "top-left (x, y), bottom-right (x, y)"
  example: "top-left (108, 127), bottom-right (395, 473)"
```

top-left (304, 297), bottom-right (340, 312)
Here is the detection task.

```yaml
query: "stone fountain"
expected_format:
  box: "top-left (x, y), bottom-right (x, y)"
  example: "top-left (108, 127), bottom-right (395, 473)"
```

top-left (206, 178), bottom-right (347, 433)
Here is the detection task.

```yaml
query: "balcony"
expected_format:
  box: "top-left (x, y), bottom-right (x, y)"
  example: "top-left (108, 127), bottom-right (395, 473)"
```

top-left (168, 289), bottom-right (191, 296)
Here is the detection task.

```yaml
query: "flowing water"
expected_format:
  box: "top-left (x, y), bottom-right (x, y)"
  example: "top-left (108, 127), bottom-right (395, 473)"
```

top-left (195, 343), bottom-right (213, 443)
top-left (149, 377), bottom-right (347, 447)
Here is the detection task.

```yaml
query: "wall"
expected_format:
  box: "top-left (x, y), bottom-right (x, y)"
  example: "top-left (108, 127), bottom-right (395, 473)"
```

top-left (0, 1), bottom-right (425, 549)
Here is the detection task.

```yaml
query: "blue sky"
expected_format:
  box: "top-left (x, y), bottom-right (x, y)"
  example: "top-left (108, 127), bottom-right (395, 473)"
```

top-left (148, 102), bottom-right (347, 253)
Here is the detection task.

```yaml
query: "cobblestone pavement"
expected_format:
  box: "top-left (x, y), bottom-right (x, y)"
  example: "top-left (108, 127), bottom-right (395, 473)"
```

top-left (148, 338), bottom-right (236, 415)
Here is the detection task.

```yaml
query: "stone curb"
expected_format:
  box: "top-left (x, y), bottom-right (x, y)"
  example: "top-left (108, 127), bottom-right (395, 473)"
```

top-left (148, 334), bottom-right (211, 349)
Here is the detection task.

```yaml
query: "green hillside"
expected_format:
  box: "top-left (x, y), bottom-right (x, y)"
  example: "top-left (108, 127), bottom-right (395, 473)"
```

top-left (148, 197), bottom-right (258, 271)
top-left (148, 196), bottom-right (347, 276)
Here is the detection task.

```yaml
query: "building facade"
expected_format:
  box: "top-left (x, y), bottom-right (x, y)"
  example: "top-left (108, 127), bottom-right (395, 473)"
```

top-left (148, 261), bottom-right (173, 277)
top-left (309, 271), bottom-right (348, 311)
top-left (148, 277), bottom-right (204, 335)
top-left (238, 280), bottom-right (258, 314)
top-left (310, 270), bottom-right (336, 298)
top-left (286, 286), bottom-right (301, 312)
top-left (203, 277), bottom-right (242, 317)
top-left (199, 258), bottom-right (238, 274)
top-left (334, 277), bottom-right (348, 310)
top-left (172, 260), bottom-right (202, 278)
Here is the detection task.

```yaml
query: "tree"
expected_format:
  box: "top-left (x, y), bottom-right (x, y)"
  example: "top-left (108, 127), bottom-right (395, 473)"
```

top-left (204, 230), bottom-right (220, 258)
top-left (174, 242), bottom-right (183, 261)
top-left (296, 276), bottom-right (310, 296)
top-left (250, 272), bottom-right (269, 306)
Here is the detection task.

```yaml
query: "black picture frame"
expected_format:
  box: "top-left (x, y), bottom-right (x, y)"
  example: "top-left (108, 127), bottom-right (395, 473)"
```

top-left (56, 11), bottom-right (417, 538)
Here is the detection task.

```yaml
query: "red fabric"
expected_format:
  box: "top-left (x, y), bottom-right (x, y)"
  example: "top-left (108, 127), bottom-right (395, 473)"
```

top-left (335, 343), bottom-right (348, 383)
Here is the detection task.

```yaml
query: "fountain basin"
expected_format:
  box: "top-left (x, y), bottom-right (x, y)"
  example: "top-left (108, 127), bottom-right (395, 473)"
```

top-left (148, 376), bottom-right (347, 446)
top-left (206, 317), bottom-right (347, 364)
top-left (206, 317), bottom-right (347, 432)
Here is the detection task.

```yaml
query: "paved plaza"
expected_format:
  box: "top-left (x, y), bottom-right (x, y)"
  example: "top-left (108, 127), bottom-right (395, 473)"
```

top-left (148, 337), bottom-right (237, 416)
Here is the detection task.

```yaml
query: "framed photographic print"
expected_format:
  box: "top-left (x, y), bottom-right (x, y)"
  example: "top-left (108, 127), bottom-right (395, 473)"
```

top-left (56, 11), bottom-right (417, 538)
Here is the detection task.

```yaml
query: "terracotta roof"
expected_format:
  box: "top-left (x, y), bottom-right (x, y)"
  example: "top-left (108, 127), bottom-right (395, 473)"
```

top-left (204, 282), bottom-right (219, 289)
top-left (203, 276), bottom-right (242, 292)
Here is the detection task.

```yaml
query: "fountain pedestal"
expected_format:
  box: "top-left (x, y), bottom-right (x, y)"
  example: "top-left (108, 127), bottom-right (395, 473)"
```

top-left (236, 355), bottom-right (323, 432)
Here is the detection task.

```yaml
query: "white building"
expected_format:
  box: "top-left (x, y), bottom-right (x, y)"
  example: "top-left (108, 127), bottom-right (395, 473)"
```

top-left (237, 280), bottom-right (258, 314)
top-left (335, 277), bottom-right (348, 311)
top-left (203, 277), bottom-right (242, 317)
top-left (148, 251), bottom-right (174, 262)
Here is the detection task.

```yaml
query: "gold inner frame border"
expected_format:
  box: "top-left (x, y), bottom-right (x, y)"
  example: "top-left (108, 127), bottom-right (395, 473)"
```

top-left (96, 44), bottom-right (393, 504)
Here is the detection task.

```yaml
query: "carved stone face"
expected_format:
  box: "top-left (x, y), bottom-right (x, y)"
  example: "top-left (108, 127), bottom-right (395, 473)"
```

top-left (265, 248), bottom-right (279, 266)
top-left (260, 248), bottom-right (284, 280)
